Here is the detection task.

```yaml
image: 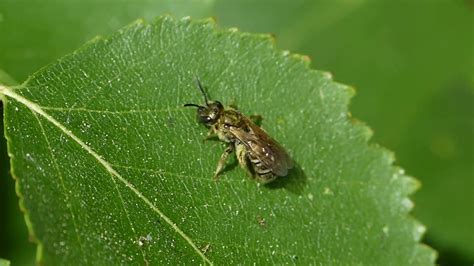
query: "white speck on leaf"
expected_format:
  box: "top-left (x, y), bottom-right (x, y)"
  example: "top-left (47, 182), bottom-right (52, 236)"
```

top-left (323, 187), bottom-right (333, 195)
top-left (383, 226), bottom-right (389, 235)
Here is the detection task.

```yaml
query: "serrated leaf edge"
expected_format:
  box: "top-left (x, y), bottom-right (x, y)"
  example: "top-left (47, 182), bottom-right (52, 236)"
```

top-left (0, 15), bottom-right (437, 264)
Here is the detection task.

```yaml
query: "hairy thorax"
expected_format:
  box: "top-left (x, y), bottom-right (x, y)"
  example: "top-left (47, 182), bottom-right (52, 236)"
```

top-left (212, 109), bottom-right (246, 143)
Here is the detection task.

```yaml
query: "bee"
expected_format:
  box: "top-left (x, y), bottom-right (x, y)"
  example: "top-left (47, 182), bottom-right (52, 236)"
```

top-left (184, 78), bottom-right (293, 184)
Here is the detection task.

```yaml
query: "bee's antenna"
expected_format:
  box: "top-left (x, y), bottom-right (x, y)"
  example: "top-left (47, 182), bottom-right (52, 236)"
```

top-left (195, 75), bottom-right (209, 106)
top-left (183, 103), bottom-right (202, 108)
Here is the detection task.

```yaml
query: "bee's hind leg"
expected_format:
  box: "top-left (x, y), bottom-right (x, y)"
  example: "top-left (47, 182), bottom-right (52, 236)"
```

top-left (250, 115), bottom-right (263, 127)
top-left (236, 143), bottom-right (254, 178)
top-left (213, 144), bottom-right (234, 180)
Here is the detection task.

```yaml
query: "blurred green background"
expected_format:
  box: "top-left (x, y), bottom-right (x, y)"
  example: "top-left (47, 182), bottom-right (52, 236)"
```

top-left (0, 0), bottom-right (472, 265)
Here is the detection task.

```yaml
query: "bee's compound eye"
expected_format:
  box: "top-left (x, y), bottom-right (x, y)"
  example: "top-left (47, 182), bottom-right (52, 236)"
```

top-left (199, 116), bottom-right (211, 123)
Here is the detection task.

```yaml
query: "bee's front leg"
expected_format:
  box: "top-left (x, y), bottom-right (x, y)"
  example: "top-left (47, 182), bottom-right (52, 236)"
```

top-left (203, 128), bottom-right (216, 142)
top-left (213, 144), bottom-right (234, 180)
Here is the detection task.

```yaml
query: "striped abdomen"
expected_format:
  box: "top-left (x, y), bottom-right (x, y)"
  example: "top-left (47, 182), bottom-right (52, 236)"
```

top-left (235, 142), bottom-right (276, 184)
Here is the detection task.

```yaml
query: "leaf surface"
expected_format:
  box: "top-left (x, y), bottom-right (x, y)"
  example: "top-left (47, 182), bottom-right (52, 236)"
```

top-left (0, 17), bottom-right (434, 264)
top-left (216, 1), bottom-right (473, 260)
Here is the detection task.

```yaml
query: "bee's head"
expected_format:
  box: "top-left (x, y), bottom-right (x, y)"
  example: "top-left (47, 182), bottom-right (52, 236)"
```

top-left (193, 101), bottom-right (223, 125)
top-left (184, 76), bottom-right (224, 125)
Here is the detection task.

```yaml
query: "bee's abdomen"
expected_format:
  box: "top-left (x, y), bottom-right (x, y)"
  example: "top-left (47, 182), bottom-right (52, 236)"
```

top-left (249, 155), bottom-right (276, 183)
top-left (235, 143), bottom-right (276, 184)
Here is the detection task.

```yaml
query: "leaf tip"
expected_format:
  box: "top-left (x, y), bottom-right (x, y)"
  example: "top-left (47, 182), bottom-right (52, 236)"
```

top-left (402, 174), bottom-right (422, 195)
top-left (193, 16), bottom-right (218, 28)
top-left (132, 18), bottom-right (146, 26)
top-left (412, 220), bottom-right (427, 241)
top-left (344, 85), bottom-right (356, 97)
top-left (206, 16), bottom-right (219, 25)
top-left (263, 33), bottom-right (277, 44)
top-left (256, 33), bottom-right (278, 48)
top-left (85, 35), bottom-right (104, 45)
top-left (418, 242), bottom-right (439, 264)
top-left (289, 53), bottom-right (312, 67)
top-left (228, 27), bottom-right (239, 33)
top-left (350, 118), bottom-right (374, 141)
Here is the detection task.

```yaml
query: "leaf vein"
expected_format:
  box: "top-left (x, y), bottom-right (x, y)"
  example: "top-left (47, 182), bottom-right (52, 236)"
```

top-left (0, 85), bottom-right (213, 265)
top-left (107, 171), bottom-right (149, 263)
top-left (32, 110), bottom-right (88, 262)
top-left (40, 106), bottom-right (183, 115)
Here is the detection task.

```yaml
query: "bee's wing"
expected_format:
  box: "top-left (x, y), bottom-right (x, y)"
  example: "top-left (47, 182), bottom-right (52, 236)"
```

top-left (229, 119), bottom-right (293, 176)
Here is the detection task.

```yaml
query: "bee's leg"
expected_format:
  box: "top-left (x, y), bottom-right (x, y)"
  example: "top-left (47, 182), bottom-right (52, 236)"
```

top-left (249, 115), bottom-right (263, 127)
top-left (236, 143), bottom-right (254, 178)
top-left (203, 128), bottom-right (215, 142)
top-left (203, 127), bottom-right (220, 142)
top-left (228, 99), bottom-right (239, 110)
top-left (213, 144), bottom-right (234, 180)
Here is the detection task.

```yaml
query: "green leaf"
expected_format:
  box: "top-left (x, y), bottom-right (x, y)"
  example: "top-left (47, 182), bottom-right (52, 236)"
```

top-left (0, 74), bottom-right (36, 265)
top-left (0, 16), bottom-right (434, 264)
top-left (216, 0), bottom-right (473, 261)
top-left (0, 1), bottom-right (213, 264)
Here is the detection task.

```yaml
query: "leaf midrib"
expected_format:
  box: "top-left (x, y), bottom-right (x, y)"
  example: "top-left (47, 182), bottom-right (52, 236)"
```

top-left (0, 85), bottom-right (213, 265)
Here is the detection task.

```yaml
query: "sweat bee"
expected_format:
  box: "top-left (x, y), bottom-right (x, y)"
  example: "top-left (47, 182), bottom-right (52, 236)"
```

top-left (184, 78), bottom-right (293, 184)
